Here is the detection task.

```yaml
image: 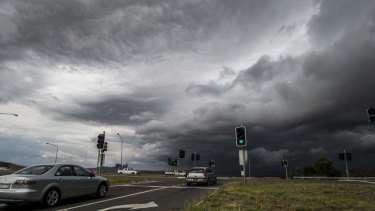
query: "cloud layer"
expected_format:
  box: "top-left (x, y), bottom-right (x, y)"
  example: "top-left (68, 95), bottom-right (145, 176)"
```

top-left (1, 0), bottom-right (375, 175)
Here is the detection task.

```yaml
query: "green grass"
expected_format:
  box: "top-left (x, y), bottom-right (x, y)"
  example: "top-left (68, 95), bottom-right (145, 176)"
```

top-left (184, 181), bottom-right (375, 211)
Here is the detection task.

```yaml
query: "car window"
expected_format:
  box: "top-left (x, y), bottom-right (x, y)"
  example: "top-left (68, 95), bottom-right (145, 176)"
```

top-left (15, 165), bottom-right (53, 175)
top-left (73, 166), bottom-right (90, 177)
top-left (55, 166), bottom-right (74, 176)
top-left (190, 169), bottom-right (204, 173)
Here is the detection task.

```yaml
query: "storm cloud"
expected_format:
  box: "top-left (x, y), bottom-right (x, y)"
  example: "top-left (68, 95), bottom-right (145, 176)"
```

top-left (0, 0), bottom-right (374, 175)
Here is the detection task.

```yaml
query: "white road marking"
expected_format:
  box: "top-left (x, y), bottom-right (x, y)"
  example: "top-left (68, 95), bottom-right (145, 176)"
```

top-left (57, 187), bottom-right (165, 211)
top-left (338, 180), bottom-right (375, 185)
top-left (97, 201), bottom-right (158, 211)
top-left (114, 184), bottom-right (219, 190)
top-left (0, 204), bottom-right (6, 208)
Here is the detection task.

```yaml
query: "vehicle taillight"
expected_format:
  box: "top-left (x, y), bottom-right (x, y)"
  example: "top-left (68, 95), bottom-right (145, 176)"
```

top-left (14, 180), bottom-right (37, 186)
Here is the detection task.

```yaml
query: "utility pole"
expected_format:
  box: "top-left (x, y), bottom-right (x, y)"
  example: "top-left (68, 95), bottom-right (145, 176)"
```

top-left (344, 149), bottom-right (349, 180)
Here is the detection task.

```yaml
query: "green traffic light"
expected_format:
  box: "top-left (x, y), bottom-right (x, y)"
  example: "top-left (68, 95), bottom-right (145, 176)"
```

top-left (239, 140), bottom-right (244, 144)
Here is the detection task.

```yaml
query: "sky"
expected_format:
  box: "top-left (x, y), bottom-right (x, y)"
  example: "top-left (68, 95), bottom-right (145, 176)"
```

top-left (1, 0), bottom-right (375, 175)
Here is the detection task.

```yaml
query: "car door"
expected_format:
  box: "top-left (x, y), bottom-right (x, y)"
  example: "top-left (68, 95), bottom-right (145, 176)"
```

top-left (206, 168), bottom-right (215, 184)
top-left (55, 165), bottom-right (81, 198)
top-left (72, 165), bottom-right (97, 195)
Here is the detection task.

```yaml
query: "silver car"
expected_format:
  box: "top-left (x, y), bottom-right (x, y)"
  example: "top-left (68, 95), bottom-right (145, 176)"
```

top-left (0, 164), bottom-right (109, 207)
top-left (186, 167), bottom-right (217, 186)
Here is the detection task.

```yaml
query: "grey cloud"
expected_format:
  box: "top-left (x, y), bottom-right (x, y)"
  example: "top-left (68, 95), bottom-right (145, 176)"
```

top-left (308, 0), bottom-right (375, 49)
top-left (0, 0), bottom-right (314, 64)
top-left (0, 64), bottom-right (45, 103)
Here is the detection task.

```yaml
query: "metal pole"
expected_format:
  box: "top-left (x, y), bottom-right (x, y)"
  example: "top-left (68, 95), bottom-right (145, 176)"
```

top-left (194, 152), bottom-right (196, 167)
top-left (243, 150), bottom-right (246, 184)
top-left (344, 149), bottom-right (349, 180)
top-left (46, 143), bottom-right (58, 164)
top-left (96, 150), bottom-right (100, 175)
top-left (117, 133), bottom-right (124, 169)
top-left (248, 150), bottom-right (251, 179)
top-left (286, 166), bottom-right (288, 179)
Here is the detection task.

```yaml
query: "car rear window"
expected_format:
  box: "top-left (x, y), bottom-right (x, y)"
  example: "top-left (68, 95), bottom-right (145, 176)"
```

top-left (15, 165), bottom-right (54, 175)
top-left (190, 169), bottom-right (204, 173)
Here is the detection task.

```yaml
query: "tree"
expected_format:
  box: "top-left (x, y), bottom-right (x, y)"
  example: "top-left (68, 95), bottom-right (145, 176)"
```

top-left (303, 157), bottom-right (340, 177)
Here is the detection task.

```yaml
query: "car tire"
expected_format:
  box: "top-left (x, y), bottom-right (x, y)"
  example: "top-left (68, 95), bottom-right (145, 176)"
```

top-left (43, 188), bottom-right (60, 207)
top-left (96, 183), bottom-right (107, 198)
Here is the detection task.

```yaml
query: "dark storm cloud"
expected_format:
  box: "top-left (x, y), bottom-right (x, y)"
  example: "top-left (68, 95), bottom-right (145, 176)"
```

top-left (151, 0), bottom-right (375, 174)
top-left (0, 0), bottom-right (312, 64)
top-left (53, 92), bottom-right (169, 125)
top-left (308, 0), bottom-right (375, 48)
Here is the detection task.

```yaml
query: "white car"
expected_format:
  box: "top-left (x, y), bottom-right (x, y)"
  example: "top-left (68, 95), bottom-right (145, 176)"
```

top-left (186, 167), bottom-right (217, 186)
top-left (164, 170), bottom-right (186, 176)
top-left (117, 168), bottom-right (139, 175)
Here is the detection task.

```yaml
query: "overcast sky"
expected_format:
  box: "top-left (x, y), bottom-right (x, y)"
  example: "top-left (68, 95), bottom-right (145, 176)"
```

top-left (1, 0), bottom-right (375, 175)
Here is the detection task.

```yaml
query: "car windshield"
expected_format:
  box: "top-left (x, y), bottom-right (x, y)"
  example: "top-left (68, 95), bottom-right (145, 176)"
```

top-left (190, 169), bottom-right (204, 173)
top-left (15, 165), bottom-right (54, 175)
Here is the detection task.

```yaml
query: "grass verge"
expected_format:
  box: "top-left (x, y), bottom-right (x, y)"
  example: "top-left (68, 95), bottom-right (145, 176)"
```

top-left (184, 180), bottom-right (375, 211)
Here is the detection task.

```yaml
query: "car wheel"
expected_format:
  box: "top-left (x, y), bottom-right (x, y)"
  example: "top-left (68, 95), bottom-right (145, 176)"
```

top-left (43, 188), bottom-right (60, 207)
top-left (96, 183), bottom-right (107, 198)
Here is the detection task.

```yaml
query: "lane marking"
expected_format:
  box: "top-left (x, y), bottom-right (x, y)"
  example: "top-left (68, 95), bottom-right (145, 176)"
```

top-left (338, 180), bottom-right (375, 185)
top-left (97, 201), bottom-right (158, 211)
top-left (57, 187), bottom-right (165, 211)
top-left (196, 189), bottom-right (217, 206)
top-left (114, 184), bottom-right (219, 190)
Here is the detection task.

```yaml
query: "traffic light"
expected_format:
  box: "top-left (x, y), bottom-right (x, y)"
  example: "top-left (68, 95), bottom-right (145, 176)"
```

top-left (191, 153), bottom-right (195, 161)
top-left (196, 154), bottom-right (200, 161)
top-left (97, 133), bottom-right (105, 149)
top-left (209, 159), bottom-right (215, 167)
top-left (281, 160), bottom-right (288, 167)
top-left (179, 149), bottom-right (185, 158)
top-left (168, 158), bottom-right (171, 166)
top-left (339, 153), bottom-right (344, 160)
top-left (347, 153), bottom-right (352, 161)
top-left (103, 142), bottom-right (108, 151)
top-left (367, 107), bottom-right (375, 122)
top-left (235, 126), bottom-right (247, 147)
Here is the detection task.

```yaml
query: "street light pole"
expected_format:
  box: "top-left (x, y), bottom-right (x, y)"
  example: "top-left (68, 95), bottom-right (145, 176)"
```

top-left (46, 143), bottom-right (58, 164)
top-left (0, 113), bottom-right (18, 117)
top-left (117, 133), bottom-right (124, 169)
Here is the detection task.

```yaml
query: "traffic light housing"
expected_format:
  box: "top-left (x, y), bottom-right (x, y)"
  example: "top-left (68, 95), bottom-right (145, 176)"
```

top-left (103, 142), bottom-right (108, 151)
top-left (209, 160), bottom-right (215, 167)
top-left (235, 126), bottom-right (247, 147)
top-left (339, 153), bottom-right (344, 160)
top-left (191, 153), bottom-right (195, 161)
top-left (367, 107), bottom-right (375, 122)
top-left (168, 158), bottom-right (171, 166)
top-left (196, 154), bottom-right (200, 161)
top-left (281, 160), bottom-right (288, 167)
top-left (179, 149), bottom-right (185, 158)
top-left (97, 133), bottom-right (105, 149)
top-left (347, 153), bottom-right (352, 161)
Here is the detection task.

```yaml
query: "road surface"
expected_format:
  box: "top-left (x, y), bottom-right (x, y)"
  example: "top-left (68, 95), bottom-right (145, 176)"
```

top-left (0, 177), bottom-right (222, 211)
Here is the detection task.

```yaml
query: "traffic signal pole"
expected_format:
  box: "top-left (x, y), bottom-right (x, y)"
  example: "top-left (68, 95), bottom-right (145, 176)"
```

top-left (344, 149), bottom-right (349, 180)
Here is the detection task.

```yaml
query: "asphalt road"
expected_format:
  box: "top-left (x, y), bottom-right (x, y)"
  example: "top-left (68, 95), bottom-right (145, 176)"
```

top-left (0, 177), bottom-right (222, 211)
